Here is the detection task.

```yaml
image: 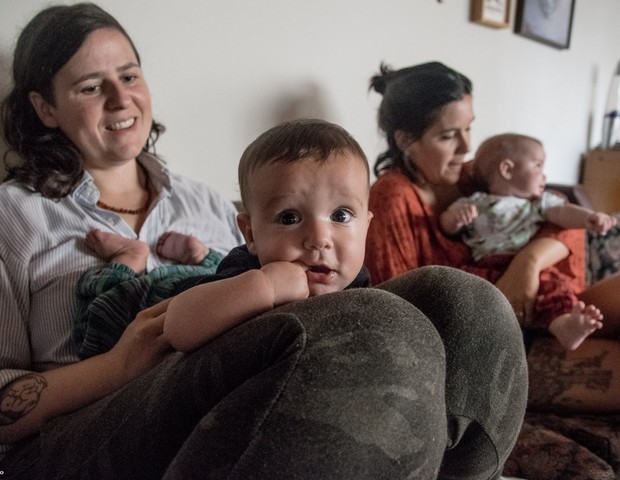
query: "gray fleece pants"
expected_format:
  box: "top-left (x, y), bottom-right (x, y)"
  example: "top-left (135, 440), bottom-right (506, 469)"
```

top-left (2, 266), bottom-right (527, 480)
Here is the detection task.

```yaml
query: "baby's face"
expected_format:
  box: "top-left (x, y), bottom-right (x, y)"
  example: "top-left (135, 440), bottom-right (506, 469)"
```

top-left (510, 142), bottom-right (547, 199)
top-left (240, 152), bottom-right (372, 296)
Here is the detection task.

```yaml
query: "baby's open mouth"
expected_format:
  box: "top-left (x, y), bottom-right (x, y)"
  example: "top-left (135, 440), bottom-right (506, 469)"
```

top-left (309, 265), bottom-right (331, 274)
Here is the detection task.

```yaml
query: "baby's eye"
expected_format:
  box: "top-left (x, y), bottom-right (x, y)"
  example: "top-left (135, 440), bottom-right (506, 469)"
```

top-left (331, 209), bottom-right (353, 223)
top-left (276, 211), bottom-right (300, 225)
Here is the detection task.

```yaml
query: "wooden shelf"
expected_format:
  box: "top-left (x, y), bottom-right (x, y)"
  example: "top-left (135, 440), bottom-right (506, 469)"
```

top-left (581, 150), bottom-right (620, 213)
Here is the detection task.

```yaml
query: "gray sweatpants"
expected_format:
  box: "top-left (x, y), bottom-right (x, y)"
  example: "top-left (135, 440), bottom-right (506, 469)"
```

top-left (2, 266), bottom-right (527, 479)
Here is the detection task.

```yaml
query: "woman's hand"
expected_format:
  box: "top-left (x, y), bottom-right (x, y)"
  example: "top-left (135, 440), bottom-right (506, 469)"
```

top-left (105, 298), bottom-right (172, 383)
top-left (0, 301), bottom-right (172, 444)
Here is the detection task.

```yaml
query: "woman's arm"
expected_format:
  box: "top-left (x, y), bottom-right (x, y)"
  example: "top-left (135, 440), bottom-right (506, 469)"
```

top-left (495, 237), bottom-right (569, 320)
top-left (164, 261), bottom-right (309, 352)
top-left (0, 301), bottom-right (170, 444)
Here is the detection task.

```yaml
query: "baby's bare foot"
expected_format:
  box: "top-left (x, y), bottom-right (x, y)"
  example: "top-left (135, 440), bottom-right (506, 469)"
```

top-left (157, 232), bottom-right (209, 265)
top-left (549, 301), bottom-right (603, 351)
top-left (86, 229), bottom-right (149, 273)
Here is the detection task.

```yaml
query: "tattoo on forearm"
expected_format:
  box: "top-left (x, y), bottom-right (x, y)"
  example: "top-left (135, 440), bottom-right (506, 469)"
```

top-left (528, 341), bottom-right (611, 408)
top-left (0, 374), bottom-right (48, 426)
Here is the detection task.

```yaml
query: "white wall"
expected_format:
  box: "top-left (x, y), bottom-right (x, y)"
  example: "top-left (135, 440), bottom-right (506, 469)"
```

top-left (1, 0), bottom-right (619, 201)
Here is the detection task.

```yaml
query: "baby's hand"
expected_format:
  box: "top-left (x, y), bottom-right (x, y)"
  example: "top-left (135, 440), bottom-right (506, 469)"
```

top-left (446, 200), bottom-right (478, 230)
top-left (260, 261), bottom-right (310, 307)
top-left (586, 212), bottom-right (617, 235)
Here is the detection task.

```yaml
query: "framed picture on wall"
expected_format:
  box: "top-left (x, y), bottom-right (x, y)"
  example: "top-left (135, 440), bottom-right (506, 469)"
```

top-left (471, 0), bottom-right (511, 28)
top-left (514, 0), bottom-right (576, 49)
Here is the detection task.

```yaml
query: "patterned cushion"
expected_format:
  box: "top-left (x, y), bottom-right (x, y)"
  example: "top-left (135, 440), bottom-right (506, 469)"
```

top-left (587, 213), bottom-right (620, 284)
top-left (504, 210), bottom-right (620, 478)
top-left (504, 413), bottom-right (620, 479)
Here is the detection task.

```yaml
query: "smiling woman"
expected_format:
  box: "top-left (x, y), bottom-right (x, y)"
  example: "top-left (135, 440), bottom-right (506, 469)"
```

top-left (0, 1), bottom-right (245, 469)
top-left (28, 28), bottom-right (154, 221)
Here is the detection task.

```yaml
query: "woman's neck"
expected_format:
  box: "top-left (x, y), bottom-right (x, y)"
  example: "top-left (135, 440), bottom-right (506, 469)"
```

top-left (89, 160), bottom-right (146, 195)
top-left (89, 160), bottom-right (151, 233)
top-left (415, 181), bottom-right (462, 214)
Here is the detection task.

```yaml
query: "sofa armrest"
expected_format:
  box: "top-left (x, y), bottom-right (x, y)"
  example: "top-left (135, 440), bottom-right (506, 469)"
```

top-left (546, 183), bottom-right (594, 210)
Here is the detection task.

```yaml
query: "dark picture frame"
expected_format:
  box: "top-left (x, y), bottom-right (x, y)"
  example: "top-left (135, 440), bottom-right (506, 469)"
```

top-left (471, 0), bottom-right (512, 28)
top-left (514, 0), bottom-right (576, 49)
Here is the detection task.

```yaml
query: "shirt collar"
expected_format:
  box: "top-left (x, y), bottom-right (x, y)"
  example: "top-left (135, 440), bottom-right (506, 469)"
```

top-left (69, 152), bottom-right (172, 204)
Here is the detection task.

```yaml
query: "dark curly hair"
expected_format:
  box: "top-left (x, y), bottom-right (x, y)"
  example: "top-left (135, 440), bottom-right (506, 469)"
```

top-left (369, 61), bottom-right (472, 183)
top-left (0, 2), bottom-right (165, 198)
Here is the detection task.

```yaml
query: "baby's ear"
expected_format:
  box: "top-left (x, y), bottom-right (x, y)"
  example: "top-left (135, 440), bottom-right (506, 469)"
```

top-left (236, 212), bottom-right (257, 254)
top-left (499, 158), bottom-right (515, 180)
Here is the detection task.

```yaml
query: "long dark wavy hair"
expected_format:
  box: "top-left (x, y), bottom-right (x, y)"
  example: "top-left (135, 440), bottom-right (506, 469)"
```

top-left (0, 3), bottom-right (165, 198)
top-left (369, 61), bottom-right (472, 184)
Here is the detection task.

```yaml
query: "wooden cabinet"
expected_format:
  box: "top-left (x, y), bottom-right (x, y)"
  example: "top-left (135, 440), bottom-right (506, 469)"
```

top-left (581, 150), bottom-right (620, 213)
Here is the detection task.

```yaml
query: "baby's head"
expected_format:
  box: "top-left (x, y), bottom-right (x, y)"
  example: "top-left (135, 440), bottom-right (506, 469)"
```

top-left (473, 133), bottom-right (546, 199)
top-left (237, 118), bottom-right (372, 296)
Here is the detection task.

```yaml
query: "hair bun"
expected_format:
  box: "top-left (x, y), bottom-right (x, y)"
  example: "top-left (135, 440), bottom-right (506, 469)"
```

top-left (369, 62), bottom-right (394, 95)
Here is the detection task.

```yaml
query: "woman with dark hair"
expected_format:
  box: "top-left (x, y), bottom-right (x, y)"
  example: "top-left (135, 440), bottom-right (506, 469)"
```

top-left (371, 62), bottom-right (473, 183)
top-left (0, 6), bottom-right (528, 478)
top-left (0, 0), bottom-right (246, 471)
top-left (365, 61), bottom-right (620, 415)
top-left (0, 3), bottom-right (242, 365)
top-left (366, 62), bottom-right (587, 314)
top-left (2, 4), bottom-right (160, 198)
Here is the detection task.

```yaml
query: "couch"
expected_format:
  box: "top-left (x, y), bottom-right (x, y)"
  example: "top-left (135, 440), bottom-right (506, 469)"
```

top-left (502, 184), bottom-right (620, 479)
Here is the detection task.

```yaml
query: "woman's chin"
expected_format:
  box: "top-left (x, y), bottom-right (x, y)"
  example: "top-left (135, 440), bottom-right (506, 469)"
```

top-left (446, 163), bottom-right (464, 179)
